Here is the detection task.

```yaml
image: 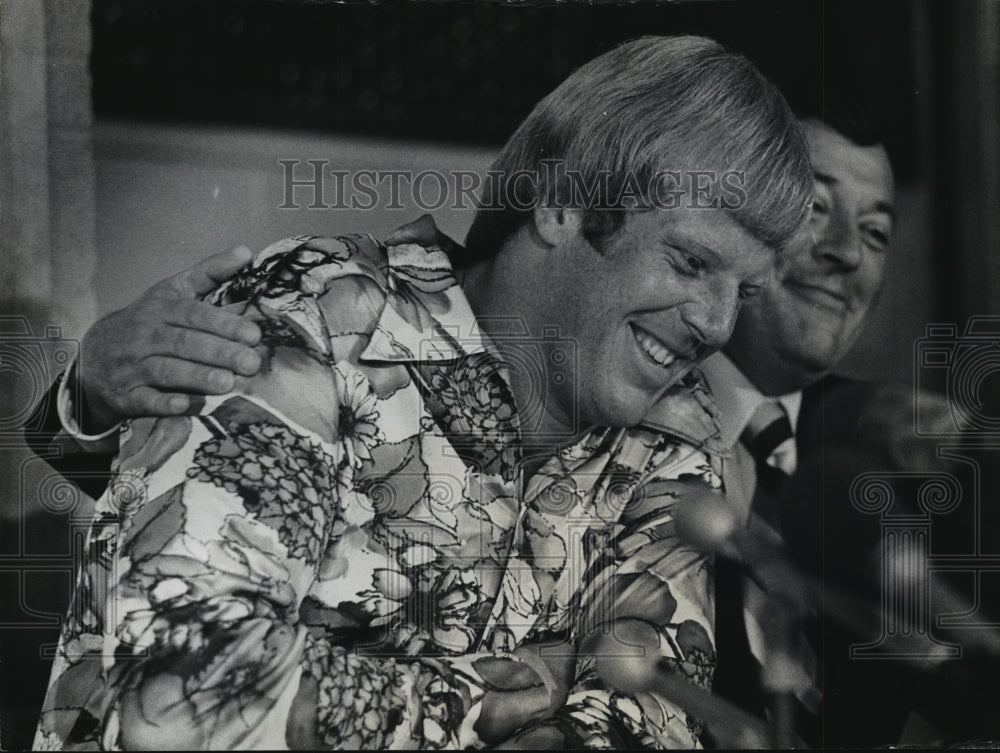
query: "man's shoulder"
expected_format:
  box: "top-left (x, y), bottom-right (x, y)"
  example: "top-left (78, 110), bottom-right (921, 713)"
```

top-left (204, 233), bottom-right (475, 365)
top-left (207, 234), bottom-right (389, 307)
top-left (800, 373), bottom-right (863, 411)
top-left (798, 374), bottom-right (923, 456)
top-left (639, 370), bottom-right (728, 459)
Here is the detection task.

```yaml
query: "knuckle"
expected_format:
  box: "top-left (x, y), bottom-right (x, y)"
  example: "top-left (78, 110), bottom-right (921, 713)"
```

top-left (134, 357), bottom-right (158, 385)
top-left (162, 358), bottom-right (188, 385)
top-left (181, 301), bottom-right (202, 329)
top-left (171, 327), bottom-right (194, 354)
top-left (215, 310), bottom-right (244, 340)
top-left (127, 386), bottom-right (151, 411)
top-left (108, 365), bottom-right (135, 391)
top-left (143, 290), bottom-right (172, 314)
top-left (201, 309), bottom-right (226, 336)
top-left (221, 344), bottom-right (243, 366)
top-left (148, 323), bottom-right (169, 346)
top-left (220, 314), bottom-right (244, 340)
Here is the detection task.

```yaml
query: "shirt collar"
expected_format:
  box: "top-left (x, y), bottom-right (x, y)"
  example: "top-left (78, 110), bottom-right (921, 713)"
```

top-left (361, 237), bottom-right (726, 455)
top-left (639, 371), bottom-right (728, 456)
top-left (360, 240), bottom-right (490, 362)
top-left (699, 351), bottom-right (802, 451)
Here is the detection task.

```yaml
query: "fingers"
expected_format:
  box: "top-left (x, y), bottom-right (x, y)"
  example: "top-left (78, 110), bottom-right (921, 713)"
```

top-left (384, 214), bottom-right (457, 253)
top-left (157, 245), bottom-right (253, 298)
top-left (118, 356), bottom-right (246, 416)
top-left (149, 325), bottom-right (261, 376)
top-left (385, 214), bottom-right (436, 246)
top-left (168, 299), bottom-right (261, 348)
top-left (90, 347), bottom-right (255, 423)
top-left (136, 355), bottom-right (242, 395)
top-left (126, 386), bottom-right (192, 417)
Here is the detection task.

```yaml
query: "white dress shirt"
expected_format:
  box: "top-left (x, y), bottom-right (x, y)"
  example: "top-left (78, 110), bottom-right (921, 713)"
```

top-left (699, 351), bottom-right (820, 713)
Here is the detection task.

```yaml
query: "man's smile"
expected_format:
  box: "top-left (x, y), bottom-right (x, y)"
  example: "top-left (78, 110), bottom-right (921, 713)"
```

top-left (630, 323), bottom-right (684, 370)
top-left (783, 279), bottom-right (852, 313)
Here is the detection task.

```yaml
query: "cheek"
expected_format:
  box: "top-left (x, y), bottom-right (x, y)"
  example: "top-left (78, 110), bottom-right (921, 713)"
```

top-left (857, 258), bottom-right (887, 303)
top-left (745, 289), bottom-right (790, 331)
top-left (626, 261), bottom-right (691, 309)
top-left (773, 241), bottom-right (812, 279)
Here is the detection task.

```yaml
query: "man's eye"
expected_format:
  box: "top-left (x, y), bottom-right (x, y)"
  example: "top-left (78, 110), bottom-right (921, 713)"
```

top-left (863, 226), bottom-right (891, 250)
top-left (682, 254), bottom-right (707, 275)
top-left (739, 284), bottom-right (763, 301)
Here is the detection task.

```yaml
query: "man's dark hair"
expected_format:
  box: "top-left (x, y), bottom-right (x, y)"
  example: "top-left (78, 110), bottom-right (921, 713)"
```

top-left (792, 83), bottom-right (889, 149)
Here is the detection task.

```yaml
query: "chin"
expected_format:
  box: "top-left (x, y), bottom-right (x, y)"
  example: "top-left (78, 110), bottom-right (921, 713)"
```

top-left (585, 388), bottom-right (653, 429)
top-left (782, 346), bottom-right (839, 381)
top-left (779, 324), bottom-right (844, 362)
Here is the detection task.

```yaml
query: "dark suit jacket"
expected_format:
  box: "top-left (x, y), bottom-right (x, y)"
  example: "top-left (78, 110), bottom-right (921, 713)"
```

top-left (784, 375), bottom-right (1000, 747)
top-left (785, 375), bottom-right (920, 747)
top-left (3, 381), bottom-right (114, 751)
top-left (20, 375), bottom-right (116, 500)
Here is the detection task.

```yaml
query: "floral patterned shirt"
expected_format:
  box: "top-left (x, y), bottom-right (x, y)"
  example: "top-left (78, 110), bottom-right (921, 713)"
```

top-left (35, 234), bottom-right (726, 750)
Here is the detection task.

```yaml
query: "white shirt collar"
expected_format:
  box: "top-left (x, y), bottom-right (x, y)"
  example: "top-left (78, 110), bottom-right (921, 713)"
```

top-left (698, 352), bottom-right (802, 451)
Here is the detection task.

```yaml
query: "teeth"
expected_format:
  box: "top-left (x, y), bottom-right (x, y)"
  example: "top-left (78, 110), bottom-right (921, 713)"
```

top-left (633, 327), bottom-right (676, 369)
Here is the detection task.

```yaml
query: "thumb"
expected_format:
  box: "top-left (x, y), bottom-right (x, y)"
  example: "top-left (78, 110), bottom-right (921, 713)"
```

top-left (385, 214), bottom-right (456, 252)
top-left (164, 245), bottom-right (253, 298)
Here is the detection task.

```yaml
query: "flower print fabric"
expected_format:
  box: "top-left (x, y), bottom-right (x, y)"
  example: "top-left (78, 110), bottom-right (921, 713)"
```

top-left (35, 234), bottom-right (725, 750)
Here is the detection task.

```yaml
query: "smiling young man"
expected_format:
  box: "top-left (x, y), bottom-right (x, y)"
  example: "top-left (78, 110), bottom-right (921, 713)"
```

top-left (27, 36), bottom-right (812, 750)
top-left (460, 203), bottom-right (772, 438)
top-left (395, 107), bottom-right (904, 748)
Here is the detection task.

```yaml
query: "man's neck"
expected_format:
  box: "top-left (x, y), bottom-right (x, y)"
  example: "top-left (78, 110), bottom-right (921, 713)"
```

top-left (460, 236), bottom-right (586, 446)
top-left (701, 351), bottom-right (807, 452)
top-left (722, 346), bottom-right (823, 398)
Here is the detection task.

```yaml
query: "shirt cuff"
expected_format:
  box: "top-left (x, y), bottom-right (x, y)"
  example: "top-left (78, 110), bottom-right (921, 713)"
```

top-left (57, 357), bottom-right (121, 442)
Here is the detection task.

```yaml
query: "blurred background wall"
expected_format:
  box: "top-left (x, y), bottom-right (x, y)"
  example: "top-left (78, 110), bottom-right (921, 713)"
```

top-left (92, 122), bottom-right (492, 314)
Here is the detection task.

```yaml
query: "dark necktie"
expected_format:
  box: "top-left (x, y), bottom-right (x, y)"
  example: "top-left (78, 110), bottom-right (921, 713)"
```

top-left (741, 399), bottom-right (794, 503)
top-left (711, 400), bottom-right (821, 748)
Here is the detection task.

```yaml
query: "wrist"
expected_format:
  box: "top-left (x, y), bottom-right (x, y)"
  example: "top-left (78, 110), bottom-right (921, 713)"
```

top-left (55, 358), bottom-right (120, 445)
top-left (69, 360), bottom-right (119, 435)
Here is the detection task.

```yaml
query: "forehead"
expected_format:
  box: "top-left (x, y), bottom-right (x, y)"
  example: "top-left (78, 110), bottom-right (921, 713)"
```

top-left (630, 206), bottom-right (774, 274)
top-left (802, 119), bottom-right (895, 205)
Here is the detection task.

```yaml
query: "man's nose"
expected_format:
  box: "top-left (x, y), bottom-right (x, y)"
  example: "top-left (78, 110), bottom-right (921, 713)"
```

top-left (681, 281), bottom-right (741, 352)
top-left (813, 212), bottom-right (863, 269)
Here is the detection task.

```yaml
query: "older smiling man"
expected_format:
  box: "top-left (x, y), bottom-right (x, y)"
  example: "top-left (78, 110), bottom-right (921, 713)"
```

top-left (697, 95), bottom-right (982, 749)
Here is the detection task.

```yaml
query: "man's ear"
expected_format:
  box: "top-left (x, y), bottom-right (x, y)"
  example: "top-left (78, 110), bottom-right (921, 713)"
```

top-left (532, 206), bottom-right (585, 247)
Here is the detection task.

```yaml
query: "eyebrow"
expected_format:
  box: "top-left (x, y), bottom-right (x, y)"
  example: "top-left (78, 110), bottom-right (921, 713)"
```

top-left (661, 229), bottom-right (724, 263)
top-left (815, 171), bottom-right (896, 222)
